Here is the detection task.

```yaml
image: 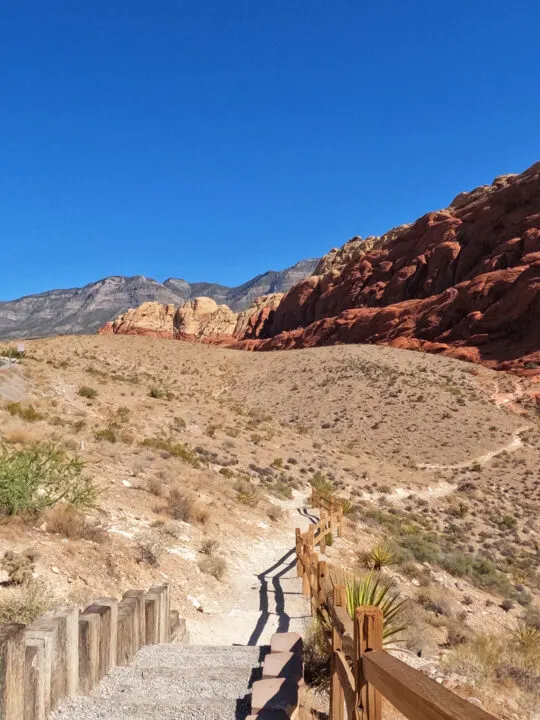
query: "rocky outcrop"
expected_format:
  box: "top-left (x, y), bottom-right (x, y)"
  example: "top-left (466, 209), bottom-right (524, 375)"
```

top-left (233, 294), bottom-right (284, 337)
top-left (175, 297), bottom-right (237, 339)
top-left (233, 162), bottom-right (540, 375)
top-left (99, 302), bottom-right (175, 338)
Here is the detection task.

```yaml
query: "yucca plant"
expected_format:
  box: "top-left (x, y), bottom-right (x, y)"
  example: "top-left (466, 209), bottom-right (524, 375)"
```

top-left (362, 543), bottom-right (394, 570)
top-left (338, 498), bottom-right (356, 516)
top-left (345, 572), bottom-right (407, 643)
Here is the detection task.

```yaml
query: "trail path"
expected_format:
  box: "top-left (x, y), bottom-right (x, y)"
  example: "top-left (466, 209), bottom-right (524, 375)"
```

top-left (187, 495), bottom-right (313, 646)
top-left (416, 425), bottom-right (530, 472)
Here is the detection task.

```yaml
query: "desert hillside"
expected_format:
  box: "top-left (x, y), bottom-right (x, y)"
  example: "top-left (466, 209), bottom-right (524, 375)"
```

top-left (0, 335), bottom-right (539, 716)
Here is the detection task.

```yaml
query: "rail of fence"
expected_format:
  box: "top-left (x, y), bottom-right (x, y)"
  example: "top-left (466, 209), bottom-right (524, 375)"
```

top-left (298, 490), bottom-right (497, 720)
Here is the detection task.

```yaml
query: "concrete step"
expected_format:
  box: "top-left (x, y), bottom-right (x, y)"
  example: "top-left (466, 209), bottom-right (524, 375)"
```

top-left (52, 694), bottom-right (253, 720)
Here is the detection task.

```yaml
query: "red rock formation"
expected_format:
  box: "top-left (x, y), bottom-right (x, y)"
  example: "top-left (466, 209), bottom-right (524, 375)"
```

top-left (234, 162), bottom-right (540, 375)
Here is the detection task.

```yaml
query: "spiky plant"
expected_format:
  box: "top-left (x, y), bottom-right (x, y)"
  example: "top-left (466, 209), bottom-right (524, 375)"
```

top-left (345, 572), bottom-right (407, 643)
top-left (362, 543), bottom-right (395, 570)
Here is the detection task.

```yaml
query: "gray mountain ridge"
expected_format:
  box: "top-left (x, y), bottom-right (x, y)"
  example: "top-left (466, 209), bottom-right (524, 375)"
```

top-left (0, 258), bottom-right (318, 340)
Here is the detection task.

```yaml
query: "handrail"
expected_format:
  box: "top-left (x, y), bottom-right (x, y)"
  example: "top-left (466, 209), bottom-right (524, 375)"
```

top-left (296, 493), bottom-right (498, 720)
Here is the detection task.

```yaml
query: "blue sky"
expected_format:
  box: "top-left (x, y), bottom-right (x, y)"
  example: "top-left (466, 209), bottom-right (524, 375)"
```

top-left (1, 1), bottom-right (538, 300)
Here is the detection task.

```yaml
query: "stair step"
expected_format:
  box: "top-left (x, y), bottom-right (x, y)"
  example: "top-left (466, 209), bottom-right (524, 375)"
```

top-left (132, 643), bottom-right (268, 670)
top-left (53, 694), bottom-right (252, 720)
top-left (90, 665), bottom-right (259, 701)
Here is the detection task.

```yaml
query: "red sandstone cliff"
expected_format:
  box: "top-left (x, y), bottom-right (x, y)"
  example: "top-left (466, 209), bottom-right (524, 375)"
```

top-left (233, 162), bottom-right (540, 375)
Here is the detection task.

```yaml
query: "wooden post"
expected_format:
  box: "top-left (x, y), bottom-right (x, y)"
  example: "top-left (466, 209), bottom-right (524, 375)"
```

top-left (144, 591), bottom-right (160, 645)
top-left (310, 552), bottom-right (319, 615)
top-left (301, 549), bottom-right (311, 597)
top-left (317, 561), bottom-right (327, 607)
top-left (338, 506), bottom-right (344, 538)
top-left (330, 585), bottom-right (346, 720)
top-left (78, 613), bottom-right (100, 694)
top-left (116, 601), bottom-right (135, 666)
top-left (329, 496), bottom-right (335, 532)
top-left (0, 624), bottom-right (25, 720)
top-left (150, 585), bottom-right (168, 642)
top-left (25, 614), bottom-right (63, 712)
top-left (354, 607), bottom-right (383, 720)
top-left (24, 639), bottom-right (46, 720)
top-left (83, 602), bottom-right (113, 680)
top-left (320, 511), bottom-right (327, 554)
top-left (52, 607), bottom-right (79, 698)
top-left (123, 590), bottom-right (146, 650)
top-left (295, 528), bottom-right (303, 577)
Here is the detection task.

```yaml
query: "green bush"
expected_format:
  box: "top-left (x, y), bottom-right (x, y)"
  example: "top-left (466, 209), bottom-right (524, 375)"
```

top-left (0, 443), bottom-right (98, 516)
top-left (6, 402), bottom-right (44, 422)
top-left (345, 572), bottom-right (407, 642)
top-left (78, 386), bottom-right (97, 399)
top-left (139, 437), bottom-right (199, 467)
top-left (95, 427), bottom-right (117, 443)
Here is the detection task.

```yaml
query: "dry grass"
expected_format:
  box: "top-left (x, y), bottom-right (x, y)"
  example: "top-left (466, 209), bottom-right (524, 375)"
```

top-left (41, 505), bottom-right (107, 542)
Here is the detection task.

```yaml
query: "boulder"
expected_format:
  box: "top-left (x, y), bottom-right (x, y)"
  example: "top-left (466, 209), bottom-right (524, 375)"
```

top-left (174, 297), bottom-right (237, 339)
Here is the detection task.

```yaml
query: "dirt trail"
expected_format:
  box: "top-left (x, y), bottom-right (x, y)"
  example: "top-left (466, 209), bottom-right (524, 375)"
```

top-left (187, 492), bottom-right (313, 646)
top-left (416, 425), bottom-right (530, 472)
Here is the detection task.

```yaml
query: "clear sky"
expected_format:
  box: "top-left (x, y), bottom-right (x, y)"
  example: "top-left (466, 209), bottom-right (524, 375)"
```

top-left (1, 1), bottom-right (538, 300)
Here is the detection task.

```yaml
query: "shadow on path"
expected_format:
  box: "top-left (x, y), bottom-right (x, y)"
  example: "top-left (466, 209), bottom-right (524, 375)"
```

top-left (247, 548), bottom-right (298, 647)
top-left (297, 506), bottom-right (318, 524)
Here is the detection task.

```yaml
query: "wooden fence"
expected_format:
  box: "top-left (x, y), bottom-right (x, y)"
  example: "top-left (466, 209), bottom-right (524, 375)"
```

top-left (297, 491), bottom-right (498, 720)
top-left (0, 583), bottom-right (184, 720)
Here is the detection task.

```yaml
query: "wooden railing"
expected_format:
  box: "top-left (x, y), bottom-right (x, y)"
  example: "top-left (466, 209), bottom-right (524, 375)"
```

top-left (0, 583), bottom-right (184, 720)
top-left (297, 494), bottom-right (498, 720)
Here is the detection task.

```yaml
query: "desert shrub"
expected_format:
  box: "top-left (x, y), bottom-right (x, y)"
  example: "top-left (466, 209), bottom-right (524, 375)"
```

top-left (441, 552), bottom-right (514, 595)
top-left (78, 386), bottom-right (97, 399)
top-left (345, 572), bottom-right (406, 642)
top-left (339, 498), bottom-right (356, 516)
top-left (416, 588), bottom-right (453, 617)
top-left (266, 504), bottom-right (284, 522)
top-left (200, 538), bottom-right (219, 555)
top-left (0, 581), bottom-right (55, 624)
top-left (136, 532), bottom-right (164, 567)
top-left (310, 471), bottom-right (334, 500)
top-left (501, 598), bottom-right (514, 612)
top-left (147, 477), bottom-right (165, 496)
top-left (1, 549), bottom-right (38, 585)
top-left (0, 442), bottom-right (97, 516)
top-left (303, 619), bottom-right (331, 691)
top-left (398, 533), bottom-right (441, 564)
top-left (41, 504), bottom-right (107, 542)
top-left (1, 428), bottom-right (36, 445)
top-left (446, 621), bottom-right (471, 646)
top-left (0, 347), bottom-right (24, 360)
top-left (94, 427), bottom-right (117, 443)
top-left (269, 481), bottom-right (293, 500)
top-left (148, 386), bottom-right (164, 399)
top-left (6, 402), bottom-right (44, 422)
top-left (140, 437), bottom-right (199, 467)
top-left (199, 555), bottom-right (227, 580)
top-left (271, 457), bottom-right (284, 469)
top-left (361, 543), bottom-right (395, 571)
top-left (219, 467), bottom-right (234, 479)
top-left (166, 487), bottom-right (195, 521)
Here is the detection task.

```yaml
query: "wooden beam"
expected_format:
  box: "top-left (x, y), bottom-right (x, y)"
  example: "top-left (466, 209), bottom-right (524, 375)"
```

top-left (362, 651), bottom-right (499, 720)
top-left (335, 649), bottom-right (356, 719)
top-left (0, 624), bottom-right (25, 720)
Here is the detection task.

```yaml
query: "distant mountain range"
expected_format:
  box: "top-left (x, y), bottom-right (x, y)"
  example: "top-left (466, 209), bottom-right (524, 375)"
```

top-left (0, 259), bottom-right (318, 340)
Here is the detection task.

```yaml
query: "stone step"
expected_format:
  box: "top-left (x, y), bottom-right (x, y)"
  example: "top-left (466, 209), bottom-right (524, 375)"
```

top-left (52, 694), bottom-right (252, 720)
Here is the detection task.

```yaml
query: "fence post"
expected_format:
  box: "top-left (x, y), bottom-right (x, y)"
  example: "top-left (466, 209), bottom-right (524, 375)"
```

top-left (320, 511), bottom-right (327, 554)
top-left (354, 607), bottom-right (383, 720)
top-left (310, 552), bottom-right (319, 616)
top-left (302, 547), bottom-right (311, 597)
top-left (317, 561), bottom-right (327, 607)
top-left (0, 624), bottom-right (25, 720)
top-left (295, 528), bottom-right (303, 577)
top-left (330, 585), bottom-right (346, 720)
top-left (338, 506), bottom-right (344, 538)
